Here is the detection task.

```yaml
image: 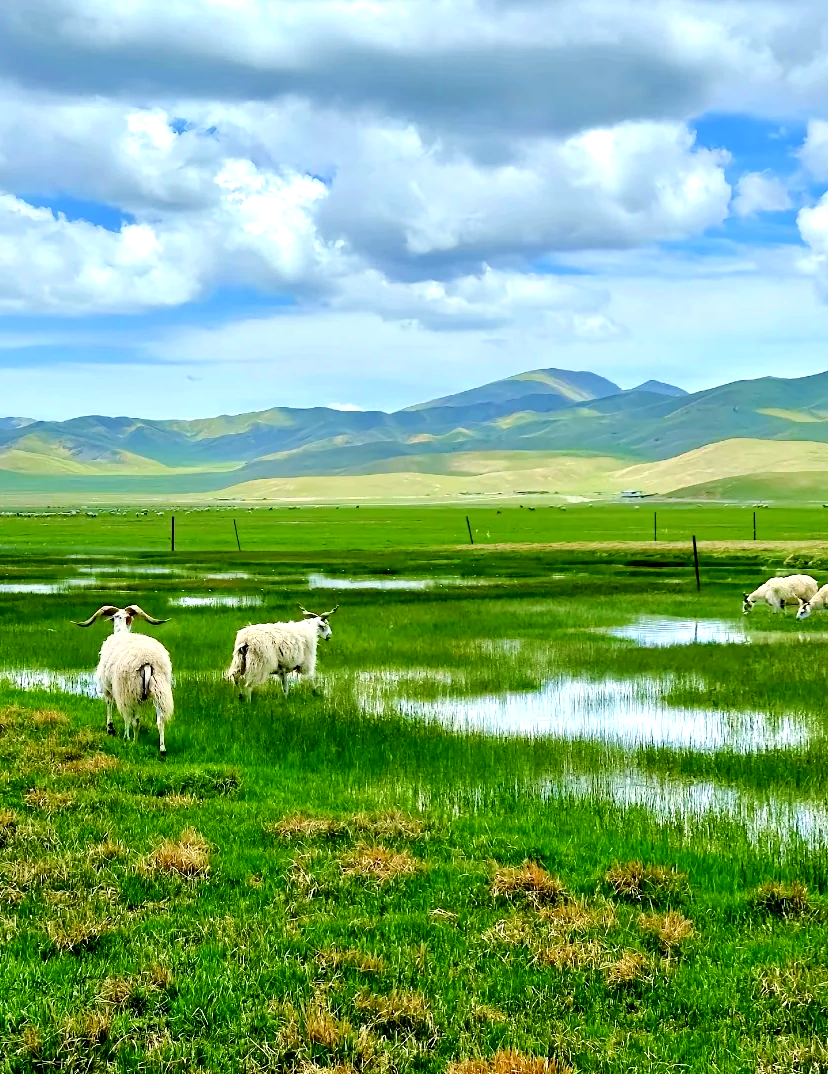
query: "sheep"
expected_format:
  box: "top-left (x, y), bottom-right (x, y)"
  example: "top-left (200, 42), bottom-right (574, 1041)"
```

top-left (74, 605), bottom-right (174, 753)
top-left (226, 604), bottom-right (338, 701)
top-left (742, 575), bottom-right (818, 615)
top-left (797, 584), bottom-right (828, 620)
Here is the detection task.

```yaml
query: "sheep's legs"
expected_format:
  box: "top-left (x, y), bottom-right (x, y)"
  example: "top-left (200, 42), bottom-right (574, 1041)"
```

top-left (239, 684), bottom-right (253, 702)
top-left (155, 705), bottom-right (166, 754)
top-left (105, 701), bottom-right (115, 737)
top-left (279, 671), bottom-right (290, 697)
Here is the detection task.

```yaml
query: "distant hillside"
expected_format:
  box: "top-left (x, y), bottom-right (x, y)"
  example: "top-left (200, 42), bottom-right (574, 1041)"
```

top-left (407, 367), bottom-right (621, 410)
top-left (5, 366), bottom-right (828, 499)
top-left (631, 380), bottom-right (687, 397)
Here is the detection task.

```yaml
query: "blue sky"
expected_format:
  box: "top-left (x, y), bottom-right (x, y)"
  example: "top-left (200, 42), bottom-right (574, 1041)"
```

top-left (3, 0), bottom-right (828, 419)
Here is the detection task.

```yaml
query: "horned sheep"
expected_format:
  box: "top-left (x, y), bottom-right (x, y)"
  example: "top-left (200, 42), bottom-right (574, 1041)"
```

top-left (74, 605), bottom-right (174, 753)
top-left (797, 584), bottom-right (828, 620)
top-left (742, 575), bottom-right (819, 615)
top-left (226, 604), bottom-right (338, 701)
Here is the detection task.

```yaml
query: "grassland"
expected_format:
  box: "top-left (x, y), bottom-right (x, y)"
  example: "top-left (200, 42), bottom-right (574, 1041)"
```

top-left (3, 511), bottom-right (828, 1071)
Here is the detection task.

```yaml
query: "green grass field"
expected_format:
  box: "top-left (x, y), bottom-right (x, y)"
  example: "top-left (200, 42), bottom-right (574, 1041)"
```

top-left (3, 511), bottom-right (828, 1071)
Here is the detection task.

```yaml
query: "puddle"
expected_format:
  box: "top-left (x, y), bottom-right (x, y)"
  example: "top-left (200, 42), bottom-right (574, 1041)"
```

top-left (0, 580), bottom-right (97, 594)
top-left (547, 769), bottom-right (828, 848)
top-left (605, 617), bottom-right (748, 647)
top-left (0, 668), bottom-right (98, 697)
top-left (205, 572), bottom-right (251, 580)
top-left (309, 573), bottom-right (433, 591)
top-left (385, 675), bottom-right (805, 751)
top-left (170, 595), bottom-right (263, 608)
top-left (76, 565), bottom-right (176, 576)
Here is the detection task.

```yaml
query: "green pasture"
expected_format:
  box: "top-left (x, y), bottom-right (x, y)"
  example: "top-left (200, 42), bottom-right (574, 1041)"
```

top-left (1, 533), bottom-right (828, 1071)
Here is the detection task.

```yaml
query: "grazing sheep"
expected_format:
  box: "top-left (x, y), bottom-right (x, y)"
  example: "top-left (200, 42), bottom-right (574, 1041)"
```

top-left (226, 604), bottom-right (338, 701)
top-left (74, 605), bottom-right (173, 753)
top-left (797, 584), bottom-right (828, 620)
top-left (742, 575), bottom-right (818, 615)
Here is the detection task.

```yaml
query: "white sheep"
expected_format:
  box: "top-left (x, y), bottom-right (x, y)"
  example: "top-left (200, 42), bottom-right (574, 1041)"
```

top-left (797, 584), bottom-right (828, 620)
top-left (74, 605), bottom-right (174, 753)
top-left (226, 604), bottom-right (338, 701)
top-left (742, 575), bottom-right (819, 615)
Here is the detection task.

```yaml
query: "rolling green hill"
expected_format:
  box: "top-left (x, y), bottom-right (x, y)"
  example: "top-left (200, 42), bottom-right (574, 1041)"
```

top-left (6, 367), bottom-right (828, 500)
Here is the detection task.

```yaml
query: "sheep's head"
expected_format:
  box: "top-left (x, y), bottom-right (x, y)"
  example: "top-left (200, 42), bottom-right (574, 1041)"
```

top-left (73, 605), bottom-right (170, 634)
top-left (742, 593), bottom-right (754, 615)
top-left (298, 604), bottom-right (338, 641)
top-left (797, 598), bottom-right (812, 621)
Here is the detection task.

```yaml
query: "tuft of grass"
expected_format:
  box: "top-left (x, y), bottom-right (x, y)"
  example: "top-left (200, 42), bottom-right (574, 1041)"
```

top-left (355, 989), bottom-right (434, 1038)
top-left (340, 845), bottom-right (420, 884)
top-left (30, 709), bottom-right (69, 728)
top-left (535, 939), bottom-right (603, 971)
top-left (317, 948), bottom-right (386, 974)
top-left (0, 808), bottom-right (18, 846)
top-left (491, 861), bottom-right (566, 905)
top-left (604, 861), bottom-right (687, 904)
top-left (540, 899), bottom-right (616, 934)
top-left (302, 996), bottom-right (352, 1049)
top-left (23, 788), bottom-right (76, 813)
top-left (351, 810), bottom-right (425, 840)
top-left (98, 964), bottom-right (174, 1011)
top-left (448, 1051), bottom-right (571, 1074)
top-left (145, 827), bottom-right (211, 878)
top-left (59, 752), bottom-right (119, 777)
top-left (751, 882), bottom-right (811, 918)
top-left (268, 813), bottom-right (349, 841)
top-left (61, 1009), bottom-right (112, 1050)
top-left (45, 908), bottom-right (117, 954)
top-left (638, 911), bottom-right (695, 953)
top-left (87, 837), bottom-right (128, 862)
top-left (604, 950), bottom-right (652, 989)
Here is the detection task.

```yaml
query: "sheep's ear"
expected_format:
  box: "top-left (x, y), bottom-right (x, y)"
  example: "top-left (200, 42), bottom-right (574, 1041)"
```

top-left (742, 593), bottom-right (750, 601)
top-left (798, 597), bottom-right (806, 606)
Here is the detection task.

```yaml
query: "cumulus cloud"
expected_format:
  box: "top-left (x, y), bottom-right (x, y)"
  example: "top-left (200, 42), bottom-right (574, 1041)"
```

top-left (732, 172), bottom-right (792, 216)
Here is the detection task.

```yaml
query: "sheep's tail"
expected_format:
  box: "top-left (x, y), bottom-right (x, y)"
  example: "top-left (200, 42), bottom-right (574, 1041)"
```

top-left (226, 643), bottom-right (248, 683)
top-left (140, 664), bottom-right (153, 702)
top-left (147, 670), bottom-right (174, 722)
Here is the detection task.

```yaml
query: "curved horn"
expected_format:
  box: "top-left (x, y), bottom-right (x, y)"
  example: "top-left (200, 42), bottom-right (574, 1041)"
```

top-left (298, 604), bottom-right (316, 618)
top-left (73, 605), bottom-right (120, 627)
top-left (320, 605), bottom-right (339, 619)
top-left (124, 604), bottom-right (170, 625)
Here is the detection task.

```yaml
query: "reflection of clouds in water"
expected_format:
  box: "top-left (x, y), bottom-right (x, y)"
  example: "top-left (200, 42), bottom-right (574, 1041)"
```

top-left (0, 580), bottom-right (97, 594)
top-left (605, 617), bottom-right (748, 647)
top-left (0, 668), bottom-right (98, 697)
top-left (381, 675), bottom-right (806, 752)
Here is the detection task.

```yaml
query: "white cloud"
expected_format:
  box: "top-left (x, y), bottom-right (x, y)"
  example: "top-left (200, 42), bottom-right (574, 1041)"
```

top-left (732, 171), bottom-right (792, 216)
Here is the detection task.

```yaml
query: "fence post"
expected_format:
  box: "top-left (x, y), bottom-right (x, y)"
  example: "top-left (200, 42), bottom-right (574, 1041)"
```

top-left (753, 511), bottom-right (756, 541)
top-left (692, 535), bottom-right (701, 591)
top-left (171, 515), bottom-right (175, 553)
top-left (233, 518), bottom-right (242, 552)
top-left (654, 511), bottom-right (657, 542)
top-left (466, 516), bottom-right (474, 545)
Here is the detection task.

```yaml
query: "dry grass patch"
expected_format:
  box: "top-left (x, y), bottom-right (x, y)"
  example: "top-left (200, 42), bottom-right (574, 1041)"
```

top-left (752, 882), bottom-right (811, 918)
top-left (351, 810), bottom-right (425, 840)
top-left (268, 813), bottom-right (349, 841)
top-left (756, 963), bottom-right (828, 1017)
top-left (535, 940), bottom-right (603, 971)
top-left (99, 964), bottom-right (174, 1011)
top-left (449, 1050), bottom-right (571, 1074)
top-left (756, 1034), bottom-right (828, 1074)
top-left (30, 709), bottom-right (69, 728)
top-left (355, 990), bottom-right (434, 1038)
top-left (604, 861), bottom-right (687, 903)
top-left (604, 950), bottom-right (653, 989)
top-left (540, 899), bottom-right (616, 934)
top-left (61, 1009), bottom-right (111, 1049)
top-left (491, 861), bottom-right (566, 905)
top-left (340, 845), bottom-right (420, 884)
top-left (317, 948), bottom-right (386, 974)
top-left (0, 705), bottom-right (23, 732)
top-left (23, 788), bottom-right (76, 813)
top-left (45, 907), bottom-right (118, 953)
top-left (483, 914), bottom-right (535, 947)
top-left (0, 808), bottom-right (18, 846)
top-left (59, 753), bottom-right (119, 777)
top-left (302, 997), bottom-right (352, 1049)
top-left (88, 838), bottom-right (128, 862)
top-left (639, 911), bottom-right (695, 953)
top-left (144, 827), bottom-right (211, 878)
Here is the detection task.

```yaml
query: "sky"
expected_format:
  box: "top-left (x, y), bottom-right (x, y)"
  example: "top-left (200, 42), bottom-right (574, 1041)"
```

top-left (6, 1), bottom-right (828, 419)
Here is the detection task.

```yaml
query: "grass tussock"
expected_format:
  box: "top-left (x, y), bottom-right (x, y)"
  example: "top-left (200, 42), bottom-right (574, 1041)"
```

top-left (45, 907), bottom-right (118, 953)
top-left (317, 948), bottom-right (386, 974)
top-left (88, 837), bottom-right (128, 862)
top-left (755, 963), bottom-right (828, 1016)
top-left (340, 845), bottom-right (420, 884)
top-left (355, 989), bottom-right (434, 1038)
top-left (98, 964), bottom-right (175, 1011)
top-left (145, 827), bottom-right (211, 878)
top-left (302, 997), bottom-right (352, 1049)
top-left (604, 950), bottom-right (653, 989)
top-left (448, 1051), bottom-right (571, 1074)
top-left (351, 810), bottom-right (425, 840)
top-left (30, 709), bottom-right (69, 728)
top-left (23, 788), bottom-right (76, 812)
top-left (268, 809), bottom-right (424, 843)
top-left (604, 861), bottom-right (687, 903)
top-left (638, 911), bottom-right (695, 953)
top-left (58, 752), bottom-right (119, 777)
top-left (756, 1034), bottom-right (828, 1074)
top-left (491, 861), bottom-right (566, 905)
top-left (535, 939), bottom-right (603, 971)
top-left (269, 813), bottom-right (349, 841)
top-left (0, 808), bottom-right (18, 846)
top-left (751, 882), bottom-right (811, 918)
top-left (539, 899), bottom-right (616, 934)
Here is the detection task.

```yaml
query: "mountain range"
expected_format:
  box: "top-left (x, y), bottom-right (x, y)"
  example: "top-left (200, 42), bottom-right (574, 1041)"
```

top-left (3, 366), bottom-right (828, 502)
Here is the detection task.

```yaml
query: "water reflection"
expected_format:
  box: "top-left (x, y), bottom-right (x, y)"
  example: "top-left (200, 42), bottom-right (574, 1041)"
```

top-left (605, 617), bottom-right (748, 647)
